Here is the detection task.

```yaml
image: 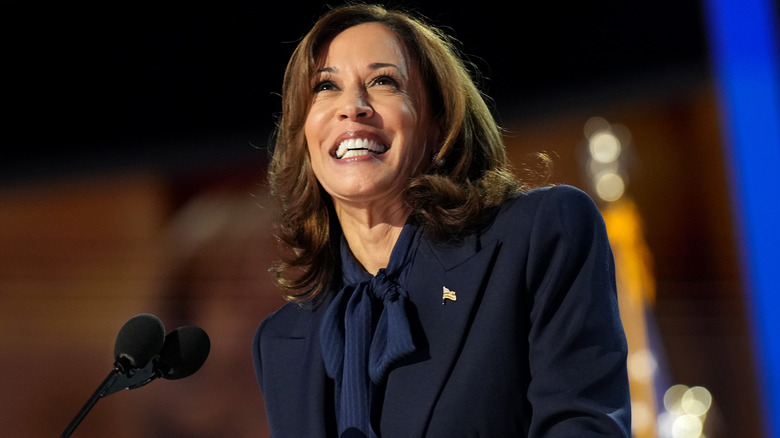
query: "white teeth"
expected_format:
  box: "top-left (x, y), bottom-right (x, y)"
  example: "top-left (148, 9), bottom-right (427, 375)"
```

top-left (335, 138), bottom-right (388, 159)
top-left (340, 149), bottom-right (372, 159)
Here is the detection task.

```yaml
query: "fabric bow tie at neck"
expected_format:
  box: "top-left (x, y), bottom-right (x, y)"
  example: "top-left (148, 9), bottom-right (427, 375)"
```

top-left (322, 269), bottom-right (416, 384)
top-left (320, 224), bottom-right (421, 438)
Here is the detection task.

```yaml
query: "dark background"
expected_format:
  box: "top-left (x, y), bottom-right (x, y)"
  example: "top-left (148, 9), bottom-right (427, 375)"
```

top-left (2, 1), bottom-right (707, 182)
top-left (1, 2), bottom-right (768, 437)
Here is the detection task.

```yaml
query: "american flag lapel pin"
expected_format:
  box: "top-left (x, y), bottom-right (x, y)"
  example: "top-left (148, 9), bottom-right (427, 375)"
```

top-left (442, 286), bottom-right (457, 305)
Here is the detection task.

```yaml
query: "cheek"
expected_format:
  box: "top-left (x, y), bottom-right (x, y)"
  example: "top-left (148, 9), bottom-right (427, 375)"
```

top-left (303, 101), bottom-right (328, 143)
top-left (303, 112), bottom-right (317, 148)
top-left (301, 116), bottom-right (323, 175)
top-left (304, 137), bottom-right (323, 181)
top-left (303, 118), bottom-right (327, 179)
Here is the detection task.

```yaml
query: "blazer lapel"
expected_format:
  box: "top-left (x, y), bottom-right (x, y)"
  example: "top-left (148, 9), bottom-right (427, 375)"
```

top-left (260, 296), bottom-right (337, 438)
top-left (380, 233), bottom-right (499, 436)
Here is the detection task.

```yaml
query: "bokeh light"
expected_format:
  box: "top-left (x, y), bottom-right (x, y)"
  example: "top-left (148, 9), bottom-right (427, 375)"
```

top-left (589, 131), bottom-right (622, 163)
top-left (660, 384), bottom-right (714, 438)
top-left (595, 172), bottom-right (625, 202)
top-left (583, 116), bottom-right (631, 203)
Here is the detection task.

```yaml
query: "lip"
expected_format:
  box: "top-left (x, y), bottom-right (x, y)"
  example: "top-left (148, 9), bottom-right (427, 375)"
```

top-left (330, 130), bottom-right (389, 158)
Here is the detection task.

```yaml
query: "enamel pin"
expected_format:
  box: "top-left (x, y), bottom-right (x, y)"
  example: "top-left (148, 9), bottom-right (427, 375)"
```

top-left (442, 286), bottom-right (457, 304)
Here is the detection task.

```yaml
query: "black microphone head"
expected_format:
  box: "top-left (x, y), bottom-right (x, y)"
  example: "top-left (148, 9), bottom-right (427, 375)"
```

top-left (113, 313), bottom-right (165, 371)
top-left (157, 325), bottom-right (210, 380)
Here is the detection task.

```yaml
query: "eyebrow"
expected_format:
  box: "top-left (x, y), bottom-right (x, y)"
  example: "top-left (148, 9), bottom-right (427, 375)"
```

top-left (369, 62), bottom-right (401, 72)
top-left (315, 63), bottom-right (403, 75)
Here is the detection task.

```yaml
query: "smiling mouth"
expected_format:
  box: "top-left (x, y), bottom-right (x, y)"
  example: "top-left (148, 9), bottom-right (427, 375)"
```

top-left (335, 138), bottom-right (389, 159)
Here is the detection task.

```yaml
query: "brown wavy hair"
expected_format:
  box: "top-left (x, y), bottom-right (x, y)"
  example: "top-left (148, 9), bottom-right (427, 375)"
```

top-left (268, 3), bottom-right (525, 302)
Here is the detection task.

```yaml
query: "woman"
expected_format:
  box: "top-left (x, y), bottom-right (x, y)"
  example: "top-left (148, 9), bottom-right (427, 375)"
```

top-left (253, 4), bottom-right (631, 437)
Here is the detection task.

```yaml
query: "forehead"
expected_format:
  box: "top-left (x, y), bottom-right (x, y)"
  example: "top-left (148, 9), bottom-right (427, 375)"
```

top-left (318, 22), bottom-right (409, 69)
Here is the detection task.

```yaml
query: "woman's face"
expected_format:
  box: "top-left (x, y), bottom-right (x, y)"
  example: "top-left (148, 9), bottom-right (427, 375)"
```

top-left (304, 22), bottom-right (439, 213)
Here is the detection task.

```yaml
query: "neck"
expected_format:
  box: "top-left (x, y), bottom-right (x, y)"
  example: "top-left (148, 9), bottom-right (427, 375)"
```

top-left (335, 201), bottom-right (410, 276)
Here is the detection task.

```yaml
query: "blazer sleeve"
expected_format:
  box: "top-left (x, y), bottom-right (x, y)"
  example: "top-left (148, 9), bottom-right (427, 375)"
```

top-left (524, 186), bottom-right (631, 437)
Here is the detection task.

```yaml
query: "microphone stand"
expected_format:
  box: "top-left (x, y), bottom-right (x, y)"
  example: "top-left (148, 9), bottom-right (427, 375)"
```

top-left (60, 360), bottom-right (157, 438)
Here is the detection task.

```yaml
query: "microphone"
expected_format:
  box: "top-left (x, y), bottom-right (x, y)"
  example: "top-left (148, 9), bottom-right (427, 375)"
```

top-left (61, 314), bottom-right (210, 438)
top-left (156, 325), bottom-right (211, 380)
top-left (125, 325), bottom-right (211, 390)
top-left (113, 313), bottom-right (166, 372)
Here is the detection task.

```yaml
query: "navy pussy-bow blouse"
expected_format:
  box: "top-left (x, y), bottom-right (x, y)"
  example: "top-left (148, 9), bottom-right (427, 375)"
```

top-left (320, 222), bottom-right (423, 437)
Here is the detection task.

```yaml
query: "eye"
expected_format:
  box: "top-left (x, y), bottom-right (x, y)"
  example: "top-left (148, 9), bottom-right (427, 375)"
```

top-left (371, 75), bottom-right (399, 88)
top-left (313, 80), bottom-right (338, 93)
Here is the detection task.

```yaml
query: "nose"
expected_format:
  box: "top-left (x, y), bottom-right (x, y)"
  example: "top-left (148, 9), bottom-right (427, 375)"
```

top-left (338, 89), bottom-right (373, 120)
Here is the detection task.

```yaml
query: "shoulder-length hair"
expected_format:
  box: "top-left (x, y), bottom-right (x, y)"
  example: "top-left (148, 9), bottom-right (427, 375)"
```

top-left (268, 3), bottom-right (524, 302)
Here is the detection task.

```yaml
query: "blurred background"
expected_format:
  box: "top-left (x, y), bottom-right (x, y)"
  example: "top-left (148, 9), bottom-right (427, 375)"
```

top-left (1, 1), bottom-right (777, 437)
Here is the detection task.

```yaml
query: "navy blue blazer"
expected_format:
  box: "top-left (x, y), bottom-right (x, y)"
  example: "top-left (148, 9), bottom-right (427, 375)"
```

top-left (253, 185), bottom-right (631, 437)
